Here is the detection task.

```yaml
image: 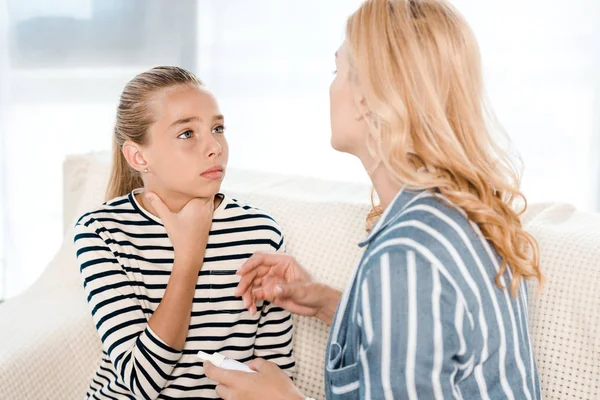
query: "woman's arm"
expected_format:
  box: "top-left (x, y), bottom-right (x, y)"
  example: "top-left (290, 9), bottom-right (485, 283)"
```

top-left (314, 284), bottom-right (342, 325)
top-left (356, 248), bottom-right (470, 399)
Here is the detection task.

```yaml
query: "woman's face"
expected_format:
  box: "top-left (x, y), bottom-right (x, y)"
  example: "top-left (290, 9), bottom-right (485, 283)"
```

top-left (133, 84), bottom-right (229, 199)
top-left (329, 41), bottom-right (369, 158)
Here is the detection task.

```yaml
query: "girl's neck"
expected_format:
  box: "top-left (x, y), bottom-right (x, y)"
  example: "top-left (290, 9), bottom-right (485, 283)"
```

top-left (136, 188), bottom-right (221, 218)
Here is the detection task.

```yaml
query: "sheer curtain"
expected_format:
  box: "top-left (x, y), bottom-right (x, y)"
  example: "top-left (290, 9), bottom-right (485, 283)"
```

top-left (454, 0), bottom-right (600, 211)
top-left (0, 0), bottom-right (8, 299)
top-left (0, 0), bottom-right (598, 299)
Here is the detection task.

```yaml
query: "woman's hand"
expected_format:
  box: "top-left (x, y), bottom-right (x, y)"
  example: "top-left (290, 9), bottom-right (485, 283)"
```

top-left (234, 253), bottom-right (342, 325)
top-left (145, 192), bottom-right (214, 270)
top-left (204, 358), bottom-right (304, 400)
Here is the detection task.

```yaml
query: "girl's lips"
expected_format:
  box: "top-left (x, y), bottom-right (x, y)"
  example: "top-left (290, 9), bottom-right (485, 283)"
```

top-left (201, 166), bottom-right (224, 180)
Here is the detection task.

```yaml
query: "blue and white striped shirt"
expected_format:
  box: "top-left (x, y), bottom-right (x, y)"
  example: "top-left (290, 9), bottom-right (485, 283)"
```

top-left (325, 188), bottom-right (541, 399)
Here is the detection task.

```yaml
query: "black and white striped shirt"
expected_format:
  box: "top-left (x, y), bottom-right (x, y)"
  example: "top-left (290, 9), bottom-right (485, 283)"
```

top-left (74, 189), bottom-right (295, 400)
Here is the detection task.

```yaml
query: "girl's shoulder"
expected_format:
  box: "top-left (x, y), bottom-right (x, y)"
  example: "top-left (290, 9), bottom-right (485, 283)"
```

top-left (74, 192), bottom-right (136, 229)
top-left (218, 194), bottom-right (284, 242)
top-left (219, 195), bottom-right (278, 223)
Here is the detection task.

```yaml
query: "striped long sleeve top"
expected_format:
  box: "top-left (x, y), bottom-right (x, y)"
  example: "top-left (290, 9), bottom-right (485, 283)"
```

top-left (325, 188), bottom-right (541, 399)
top-left (73, 189), bottom-right (295, 400)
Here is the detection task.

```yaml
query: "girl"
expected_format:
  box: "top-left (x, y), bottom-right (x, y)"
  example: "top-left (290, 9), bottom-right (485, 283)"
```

top-left (73, 66), bottom-right (295, 400)
top-left (206, 0), bottom-right (544, 399)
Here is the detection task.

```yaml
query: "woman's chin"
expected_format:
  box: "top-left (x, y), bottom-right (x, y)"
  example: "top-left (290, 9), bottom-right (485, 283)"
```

top-left (331, 136), bottom-right (353, 155)
top-left (331, 136), bottom-right (343, 152)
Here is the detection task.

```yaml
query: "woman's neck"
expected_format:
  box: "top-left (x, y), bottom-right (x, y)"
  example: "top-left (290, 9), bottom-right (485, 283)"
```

top-left (364, 159), bottom-right (403, 211)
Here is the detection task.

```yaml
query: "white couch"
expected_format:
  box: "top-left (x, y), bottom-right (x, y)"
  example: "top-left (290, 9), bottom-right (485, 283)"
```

top-left (0, 153), bottom-right (599, 400)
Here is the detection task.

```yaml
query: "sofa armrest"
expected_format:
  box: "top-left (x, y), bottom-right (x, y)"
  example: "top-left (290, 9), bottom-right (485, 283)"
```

top-left (0, 231), bottom-right (102, 400)
top-left (0, 285), bottom-right (101, 399)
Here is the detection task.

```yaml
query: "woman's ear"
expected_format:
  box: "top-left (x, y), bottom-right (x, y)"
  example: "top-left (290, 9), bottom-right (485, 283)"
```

top-left (354, 95), bottom-right (372, 121)
top-left (122, 141), bottom-right (148, 173)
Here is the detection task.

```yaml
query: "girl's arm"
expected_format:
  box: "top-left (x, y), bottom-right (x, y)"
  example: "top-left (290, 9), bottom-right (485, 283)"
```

top-left (142, 193), bottom-right (214, 349)
top-left (75, 194), bottom-right (214, 399)
top-left (75, 224), bottom-right (184, 400)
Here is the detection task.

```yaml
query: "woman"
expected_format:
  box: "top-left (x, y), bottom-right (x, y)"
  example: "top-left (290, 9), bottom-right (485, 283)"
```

top-left (204, 0), bottom-right (543, 399)
top-left (73, 66), bottom-right (294, 399)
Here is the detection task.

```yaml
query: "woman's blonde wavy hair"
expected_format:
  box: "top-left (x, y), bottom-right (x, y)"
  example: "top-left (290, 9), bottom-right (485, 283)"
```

top-left (347, 0), bottom-right (543, 296)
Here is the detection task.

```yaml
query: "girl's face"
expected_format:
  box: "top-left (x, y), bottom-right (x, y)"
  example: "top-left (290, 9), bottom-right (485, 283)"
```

top-left (131, 84), bottom-right (229, 200)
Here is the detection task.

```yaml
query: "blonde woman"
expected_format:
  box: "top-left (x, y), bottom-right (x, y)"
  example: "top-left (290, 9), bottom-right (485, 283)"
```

top-left (204, 0), bottom-right (543, 399)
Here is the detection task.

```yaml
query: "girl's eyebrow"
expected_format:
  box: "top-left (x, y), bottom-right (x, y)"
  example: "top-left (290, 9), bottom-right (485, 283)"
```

top-left (169, 114), bottom-right (224, 128)
top-left (169, 116), bottom-right (199, 128)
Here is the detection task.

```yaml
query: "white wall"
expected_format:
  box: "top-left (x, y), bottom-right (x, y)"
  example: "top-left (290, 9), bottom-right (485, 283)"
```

top-left (0, 0), bottom-right (598, 298)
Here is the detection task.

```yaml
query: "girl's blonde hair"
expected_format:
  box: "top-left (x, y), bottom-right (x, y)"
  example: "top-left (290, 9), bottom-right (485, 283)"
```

top-left (106, 66), bottom-right (203, 201)
top-left (347, 0), bottom-right (542, 296)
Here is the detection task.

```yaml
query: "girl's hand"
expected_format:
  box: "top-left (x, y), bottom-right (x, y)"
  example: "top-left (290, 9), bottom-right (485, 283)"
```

top-left (145, 192), bottom-right (214, 270)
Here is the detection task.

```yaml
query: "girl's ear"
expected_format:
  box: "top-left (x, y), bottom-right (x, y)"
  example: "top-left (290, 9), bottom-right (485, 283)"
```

top-left (122, 141), bottom-right (148, 173)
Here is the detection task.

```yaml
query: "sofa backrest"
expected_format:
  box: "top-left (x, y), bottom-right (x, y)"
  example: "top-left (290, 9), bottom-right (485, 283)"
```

top-left (524, 203), bottom-right (600, 399)
top-left (61, 152), bottom-right (600, 399)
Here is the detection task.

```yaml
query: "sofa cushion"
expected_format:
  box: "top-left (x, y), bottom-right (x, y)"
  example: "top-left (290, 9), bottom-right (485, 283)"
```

top-left (524, 203), bottom-right (600, 399)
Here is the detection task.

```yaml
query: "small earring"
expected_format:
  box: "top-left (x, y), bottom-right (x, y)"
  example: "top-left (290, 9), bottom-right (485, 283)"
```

top-left (143, 168), bottom-right (148, 173)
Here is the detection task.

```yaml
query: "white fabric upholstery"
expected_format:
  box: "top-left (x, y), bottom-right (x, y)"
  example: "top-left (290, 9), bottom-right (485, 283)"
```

top-left (525, 203), bottom-right (600, 399)
top-left (0, 152), bottom-right (599, 399)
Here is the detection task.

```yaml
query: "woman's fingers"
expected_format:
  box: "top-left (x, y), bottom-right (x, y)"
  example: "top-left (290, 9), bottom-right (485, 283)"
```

top-left (204, 360), bottom-right (236, 385)
top-left (236, 268), bottom-right (258, 297)
top-left (251, 282), bottom-right (279, 303)
top-left (236, 252), bottom-right (269, 275)
top-left (237, 252), bottom-right (288, 275)
top-left (215, 384), bottom-right (231, 400)
top-left (242, 290), bottom-right (253, 311)
top-left (236, 252), bottom-right (314, 315)
top-left (247, 357), bottom-right (269, 372)
top-left (235, 265), bottom-right (276, 297)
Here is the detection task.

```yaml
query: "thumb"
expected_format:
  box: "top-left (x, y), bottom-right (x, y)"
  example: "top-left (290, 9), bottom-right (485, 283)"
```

top-left (275, 282), bottom-right (308, 301)
top-left (248, 357), bottom-right (270, 372)
top-left (145, 192), bottom-right (172, 220)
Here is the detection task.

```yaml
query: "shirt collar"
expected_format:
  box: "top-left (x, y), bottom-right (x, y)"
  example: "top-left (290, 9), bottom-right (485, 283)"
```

top-left (358, 186), bottom-right (422, 247)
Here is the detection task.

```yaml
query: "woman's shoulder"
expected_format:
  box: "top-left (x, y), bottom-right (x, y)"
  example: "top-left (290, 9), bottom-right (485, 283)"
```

top-left (372, 192), bottom-right (472, 241)
top-left (365, 192), bottom-right (489, 275)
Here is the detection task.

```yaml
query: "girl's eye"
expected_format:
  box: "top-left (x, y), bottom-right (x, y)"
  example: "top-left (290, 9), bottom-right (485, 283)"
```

top-left (332, 70), bottom-right (337, 75)
top-left (212, 125), bottom-right (225, 134)
top-left (178, 130), bottom-right (193, 139)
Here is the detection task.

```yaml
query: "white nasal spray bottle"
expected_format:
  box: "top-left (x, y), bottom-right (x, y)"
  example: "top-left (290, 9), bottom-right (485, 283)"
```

top-left (197, 351), bottom-right (256, 373)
